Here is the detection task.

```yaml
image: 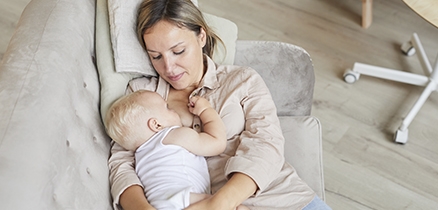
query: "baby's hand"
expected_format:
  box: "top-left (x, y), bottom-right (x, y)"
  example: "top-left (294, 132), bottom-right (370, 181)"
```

top-left (188, 96), bottom-right (211, 116)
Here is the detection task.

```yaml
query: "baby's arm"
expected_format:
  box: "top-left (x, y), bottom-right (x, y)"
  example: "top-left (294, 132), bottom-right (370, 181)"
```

top-left (188, 96), bottom-right (225, 143)
top-left (165, 96), bottom-right (226, 156)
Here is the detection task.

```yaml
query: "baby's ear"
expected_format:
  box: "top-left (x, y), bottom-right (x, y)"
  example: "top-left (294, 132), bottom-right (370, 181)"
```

top-left (148, 118), bottom-right (162, 132)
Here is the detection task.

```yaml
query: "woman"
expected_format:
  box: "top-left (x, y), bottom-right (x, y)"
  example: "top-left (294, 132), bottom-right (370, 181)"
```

top-left (108, 0), bottom-right (331, 209)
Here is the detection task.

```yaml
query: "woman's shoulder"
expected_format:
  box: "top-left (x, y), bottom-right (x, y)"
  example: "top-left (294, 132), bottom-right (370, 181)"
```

top-left (213, 64), bottom-right (267, 93)
top-left (216, 64), bottom-right (260, 80)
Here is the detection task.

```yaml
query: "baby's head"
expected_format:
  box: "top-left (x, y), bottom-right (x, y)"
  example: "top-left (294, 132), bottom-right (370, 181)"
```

top-left (105, 90), bottom-right (181, 151)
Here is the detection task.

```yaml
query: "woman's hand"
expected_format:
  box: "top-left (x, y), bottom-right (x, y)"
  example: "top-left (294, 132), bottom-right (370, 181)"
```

top-left (186, 173), bottom-right (257, 210)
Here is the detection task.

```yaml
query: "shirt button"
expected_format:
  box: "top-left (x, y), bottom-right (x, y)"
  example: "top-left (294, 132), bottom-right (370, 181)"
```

top-left (194, 124), bottom-right (200, 129)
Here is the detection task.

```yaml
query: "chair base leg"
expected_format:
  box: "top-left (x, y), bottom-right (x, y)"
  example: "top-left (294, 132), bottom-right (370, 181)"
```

top-left (344, 33), bottom-right (438, 144)
top-left (394, 129), bottom-right (408, 144)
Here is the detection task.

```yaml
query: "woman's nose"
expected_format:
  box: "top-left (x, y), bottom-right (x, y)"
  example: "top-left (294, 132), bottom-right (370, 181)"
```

top-left (163, 56), bottom-right (175, 73)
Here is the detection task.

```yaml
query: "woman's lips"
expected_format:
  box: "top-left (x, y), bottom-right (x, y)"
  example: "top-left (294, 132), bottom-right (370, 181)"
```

top-left (167, 73), bottom-right (184, 81)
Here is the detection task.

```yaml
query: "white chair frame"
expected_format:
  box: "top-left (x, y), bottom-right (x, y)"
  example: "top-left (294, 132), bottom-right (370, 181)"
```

top-left (343, 33), bottom-right (438, 144)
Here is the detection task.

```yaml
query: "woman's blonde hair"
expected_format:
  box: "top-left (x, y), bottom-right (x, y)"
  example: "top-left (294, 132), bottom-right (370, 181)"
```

top-left (105, 91), bottom-right (151, 151)
top-left (136, 0), bottom-right (224, 58)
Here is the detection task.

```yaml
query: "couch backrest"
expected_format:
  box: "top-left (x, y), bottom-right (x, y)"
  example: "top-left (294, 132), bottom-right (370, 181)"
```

top-left (0, 0), bottom-right (112, 209)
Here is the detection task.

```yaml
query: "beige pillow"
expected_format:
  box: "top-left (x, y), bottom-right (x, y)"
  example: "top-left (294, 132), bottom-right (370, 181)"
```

top-left (96, 0), bottom-right (139, 124)
top-left (108, 0), bottom-right (238, 76)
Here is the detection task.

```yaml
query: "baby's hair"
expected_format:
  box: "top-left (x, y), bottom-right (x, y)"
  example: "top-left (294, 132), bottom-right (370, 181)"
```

top-left (105, 90), bottom-right (152, 151)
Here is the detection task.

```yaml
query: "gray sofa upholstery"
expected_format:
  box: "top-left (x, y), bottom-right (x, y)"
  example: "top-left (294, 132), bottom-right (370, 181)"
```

top-left (0, 0), bottom-right (324, 209)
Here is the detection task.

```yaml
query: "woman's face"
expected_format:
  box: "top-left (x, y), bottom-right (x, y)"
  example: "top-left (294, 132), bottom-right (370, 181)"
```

top-left (143, 20), bottom-right (207, 90)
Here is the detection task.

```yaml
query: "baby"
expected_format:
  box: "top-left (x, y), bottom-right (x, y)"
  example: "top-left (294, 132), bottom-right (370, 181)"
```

top-left (105, 90), bottom-right (247, 209)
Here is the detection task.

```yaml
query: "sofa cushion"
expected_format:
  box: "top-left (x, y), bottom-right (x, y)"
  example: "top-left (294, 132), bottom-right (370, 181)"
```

top-left (107, 0), bottom-right (237, 76)
top-left (280, 116), bottom-right (324, 200)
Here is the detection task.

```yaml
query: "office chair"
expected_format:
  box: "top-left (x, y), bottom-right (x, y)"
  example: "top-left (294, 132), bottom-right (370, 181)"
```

top-left (342, 0), bottom-right (438, 144)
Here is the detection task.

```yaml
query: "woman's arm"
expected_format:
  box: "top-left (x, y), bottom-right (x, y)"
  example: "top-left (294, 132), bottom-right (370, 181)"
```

top-left (108, 142), bottom-right (150, 209)
top-left (186, 173), bottom-right (256, 210)
top-left (225, 68), bottom-right (285, 193)
top-left (188, 67), bottom-right (286, 209)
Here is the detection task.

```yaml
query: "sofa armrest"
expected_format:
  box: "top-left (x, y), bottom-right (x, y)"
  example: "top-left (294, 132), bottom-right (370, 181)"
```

top-left (234, 40), bottom-right (315, 116)
top-left (280, 116), bottom-right (325, 200)
top-left (0, 0), bottom-right (112, 209)
top-left (234, 41), bottom-right (324, 199)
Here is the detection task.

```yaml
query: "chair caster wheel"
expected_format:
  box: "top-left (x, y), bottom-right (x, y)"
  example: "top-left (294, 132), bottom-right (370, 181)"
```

top-left (343, 69), bottom-right (360, 84)
top-left (401, 41), bottom-right (416, 56)
top-left (394, 129), bottom-right (408, 144)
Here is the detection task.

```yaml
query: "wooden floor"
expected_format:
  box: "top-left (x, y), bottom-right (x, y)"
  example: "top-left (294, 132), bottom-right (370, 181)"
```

top-left (2, 0), bottom-right (438, 209)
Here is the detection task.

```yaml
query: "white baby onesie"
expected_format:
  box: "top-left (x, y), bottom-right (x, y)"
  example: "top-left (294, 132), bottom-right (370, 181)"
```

top-left (135, 126), bottom-right (210, 210)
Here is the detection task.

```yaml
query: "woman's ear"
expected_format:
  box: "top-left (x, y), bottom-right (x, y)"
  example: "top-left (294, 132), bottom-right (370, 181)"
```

top-left (198, 28), bottom-right (207, 48)
top-left (148, 118), bottom-right (162, 132)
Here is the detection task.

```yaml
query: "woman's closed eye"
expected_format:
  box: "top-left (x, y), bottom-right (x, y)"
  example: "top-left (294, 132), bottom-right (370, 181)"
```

top-left (151, 54), bottom-right (162, 60)
top-left (148, 52), bottom-right (161, 60)
top-left (174, 49), bottom-right (185, 55)
top-left (150, 50), bottom-right (184, 60)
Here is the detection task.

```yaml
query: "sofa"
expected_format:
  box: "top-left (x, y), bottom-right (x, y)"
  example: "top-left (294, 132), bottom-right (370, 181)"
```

top-left (0, 0), bottom-right (324, 209)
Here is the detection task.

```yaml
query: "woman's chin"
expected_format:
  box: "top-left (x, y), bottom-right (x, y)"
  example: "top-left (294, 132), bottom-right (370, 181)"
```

top-left (169, 81), bottom-right (188, 90)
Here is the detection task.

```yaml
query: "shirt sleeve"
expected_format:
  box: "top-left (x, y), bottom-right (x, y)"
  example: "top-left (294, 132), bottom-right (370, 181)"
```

top-left (224, 67), bottom-right (285, 195)
top-left (108, 76), bottom-right (158, 209)
top-left (108, 141), bottom-right (142, 210)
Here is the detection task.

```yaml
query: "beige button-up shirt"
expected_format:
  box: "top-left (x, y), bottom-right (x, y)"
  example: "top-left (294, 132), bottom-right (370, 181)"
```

top-left (109, 56), bottom-right (315, 209)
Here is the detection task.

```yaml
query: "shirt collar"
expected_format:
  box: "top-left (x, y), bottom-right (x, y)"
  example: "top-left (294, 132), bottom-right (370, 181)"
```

top-left (199, 55), bottom-right (220, 90)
